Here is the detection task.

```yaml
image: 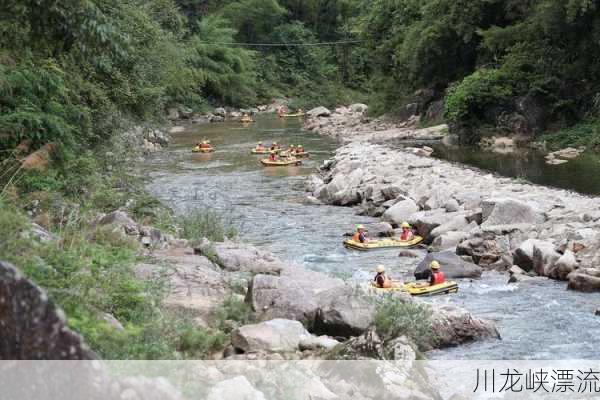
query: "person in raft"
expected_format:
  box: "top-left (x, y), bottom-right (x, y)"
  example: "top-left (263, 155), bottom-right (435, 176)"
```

top-left (429, 261), bottom-right (445, 286)
top-left (270, 142), bottom-right (280, 151)
top-left (287, 144), bottom-right (296, 153)
top-left (268, 150), bottom-right (278, 162)
top-left (352, 224), bottom-right (368, 243)
top-left (296, 144), bottom-right (305, 153)
top-left (255, 141), bottom-right (265, 151)
top-left (399, 221), bottom-right (414, 241)
top-left (373, 265), bottom-right (402, 288)
top-left (199, 140), bottom-right (212, 149)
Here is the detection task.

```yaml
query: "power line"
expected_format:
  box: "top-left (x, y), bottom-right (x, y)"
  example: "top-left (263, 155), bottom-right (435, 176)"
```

top-left (198, 40), bottom-right (364, 47)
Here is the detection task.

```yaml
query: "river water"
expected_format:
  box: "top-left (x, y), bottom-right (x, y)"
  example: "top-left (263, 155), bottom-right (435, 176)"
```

top-left (145, 116), bottom-right (600, 360)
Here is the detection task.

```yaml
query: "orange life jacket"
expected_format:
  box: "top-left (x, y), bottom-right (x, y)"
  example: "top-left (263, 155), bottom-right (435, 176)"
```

top-left (431, 271), bottom-right (445, 285)
top-left (200, 144), bottom-right (211, 149)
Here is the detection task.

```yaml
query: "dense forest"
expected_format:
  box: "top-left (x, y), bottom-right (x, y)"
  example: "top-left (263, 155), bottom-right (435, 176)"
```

top-left (2, 0), bottom-right (600, 154)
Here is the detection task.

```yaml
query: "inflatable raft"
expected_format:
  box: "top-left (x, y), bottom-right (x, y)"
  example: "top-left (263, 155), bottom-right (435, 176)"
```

top-left (241, 117), bottom-right (254, 123)
top-left (192, 146), bottom-right (214, 153)
top-left (343, 236), bottom-right (423, 251)
top-left (369, 281), bottom-right (458, 296)
top-left (260, 158), bottom-right (302, 167)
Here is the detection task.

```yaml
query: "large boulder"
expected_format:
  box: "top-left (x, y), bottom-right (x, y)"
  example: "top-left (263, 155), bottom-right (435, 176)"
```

top-left (430, 231), bottom-right (468, 252)
top-left (231, 319), bottom-right (310, 353)
top-left (382, 199), bottom-right (419, 225)
top-left (567, 269), bottom-right (600, 292)
top-left (197, 240), bottom-right (283, 275)
top-left (531, 244), bottom-right (561, 277)
top-left (428, 305), bottom-right (500, 349)
top-left (513, 239), bottom-right (557, 272)
top-left (457, 234), bottom-right (510, 267)
top-left (214, 107), bottom-right (227, 117)
top-left (367, 222), bottom-right (395, 238)
top-left (0, 261), bottom-right (96, 359)
top-left (350, 103), bottom-right (369, 114)
top-left (94, 210), bottom-right (139, 235)
top-left (307, 106), bottom-right (331, 118)
top-left (313, 287), bottom-right (377, 337)
top-left (246, 266), bottom-right (345, 325)
top-left (430, 215), bottom-right (470, 238)
top-left (481, 198), bottom-right (542, 231)
top-left (546, 250), bottom-right (578, 281)
top-left (407, 209), bottom-right (452, 240)
top-left (414, 251), bottom-right (482, 279)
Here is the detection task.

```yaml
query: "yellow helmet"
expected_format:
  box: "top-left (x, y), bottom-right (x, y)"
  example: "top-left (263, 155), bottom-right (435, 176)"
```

top-left (356, 224), bottom-right (365, 230)
top-left (273, 142), bottom-right (278, 145)
top-left (376, 265), bottom-right (385, 273)
top-left (258, 141), bottom-right (262, 144)
top-left (202, 140), bottom-right (208, 144)
top-left (401, 222), bottom-right (411, 229)
top-left (430, 260), bottom-right (440, 270)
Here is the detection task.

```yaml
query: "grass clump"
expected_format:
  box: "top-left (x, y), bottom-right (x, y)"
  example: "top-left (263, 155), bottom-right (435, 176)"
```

top-left (179, 208), bottom-right (238, 243)
top-left (540, 120), bottom-right (600, 150)
top-left (374, 296), bottom-right (435, 351)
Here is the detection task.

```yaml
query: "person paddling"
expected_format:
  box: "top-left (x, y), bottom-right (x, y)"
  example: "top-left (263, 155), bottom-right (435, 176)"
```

top-left (429, 261), bottom-right (445, 286)
top-left (373, 265), bottom-right (402, 288)
top-left (399, 221), bottom-right (414, 241)
top-left (296, 144), bottom-right (305, 153)
top-left (352, 224), bottom-right (368, 243)
top-left (270, 142), bottom-right (280, 151)
top-left (268, 150), bottom-right (278, 162)
top-left (199, 140), bottom-right (212, 149)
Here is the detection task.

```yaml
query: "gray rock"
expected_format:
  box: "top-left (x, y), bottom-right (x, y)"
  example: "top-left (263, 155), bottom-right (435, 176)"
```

top-left (0, 261), bottom-right (96, 359)
top-left (95, 211), bottom-right (139, 235)
top-left (546, 249), bottom-right (578, 281)
top-left (350, 103), bottom-right (369, 114)
top-left (568, 272), bottom-right (600, 292)
top-left (313, 287), bottom-right (377, 337)
top-left (414, 251), bottom-right (482, 279)
top-left (246, 266), bottom-right (345, 325)
top-left (513, 239), bottom-right (557, 272)
top-left (303, 195), bottom-right (322, 206)
top-left (231, 319), bottom-right (310, 353)
top-left (481, 198), bottom-right (543, 230)
top-left (210, 115), bottom-right (225, 123)
top-left (368, 222), bottom-right (395, 238)
top-left (197, 241), bottom-right (283, 275)
top-left (430, 215), bottom-right (469, 238)
top-left (214, 107), bottom-right (227, 117)
top-left (381, 185), bottom-right (404, 201)
top-left (428, 305), bottom-right (500, 349)
top-left (206, 376), bottom-right (265, 400)
top-left (444, 199), bottom-right (460, 212)
top-left (382, 199), bottom-right (419, 225)
top-left (298, 335), bottom-right (340, 351)
top-left (431, 231), bottom-right (468, 251)
top-left (408, 209), bottom-right (454, 241)
top-left (307, 106), bottom-right (331, 117)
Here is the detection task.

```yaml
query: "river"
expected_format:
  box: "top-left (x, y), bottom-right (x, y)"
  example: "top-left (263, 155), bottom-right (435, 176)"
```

top-left (145, 115), bottom-right (600, 360)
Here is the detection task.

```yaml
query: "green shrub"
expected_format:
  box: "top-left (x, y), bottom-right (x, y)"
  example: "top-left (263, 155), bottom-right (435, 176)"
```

top-left (179, 208), bottom-right (238, 243)
top-left (444, 68), bottom-right (514, 124)
top-left (179, 324), bottom-right (228, 358)
top-left (216, 296), bottom-right (252, 332)
top-left (374, 297), bottom-right (435, 350)
top-left (540, 120), bottom-right (600, 150)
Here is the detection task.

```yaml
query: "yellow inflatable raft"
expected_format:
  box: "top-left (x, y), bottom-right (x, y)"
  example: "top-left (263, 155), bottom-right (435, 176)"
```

top-left (192, 146), bottom-right (214, 153)
top-left (241, 117), bottom-right (254, 123)
top-left (343, 236), bottom-right (423, 251)
top-left (260, 158), bottom-right (302, 167)
top-left (369, 281), bottom-right (458, 296)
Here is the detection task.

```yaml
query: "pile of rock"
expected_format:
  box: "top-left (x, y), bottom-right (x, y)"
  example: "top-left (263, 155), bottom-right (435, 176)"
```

top-left (309, 141), bottom-right (600, 291)
top-left (545, 147), bottom-right (585, 165)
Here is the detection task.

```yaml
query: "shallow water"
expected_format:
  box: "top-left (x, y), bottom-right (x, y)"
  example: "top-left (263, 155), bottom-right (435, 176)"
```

top-left (145, 116), bottom-right (600, 360)
top-left (427, 143), bottom-right (600, 196)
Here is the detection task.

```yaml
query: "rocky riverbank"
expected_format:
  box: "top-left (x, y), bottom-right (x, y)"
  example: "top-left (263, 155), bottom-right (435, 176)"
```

top-left (304, 105), bottom-right (447, 143)
top-left (308, 141), bottom-right (600, 291)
